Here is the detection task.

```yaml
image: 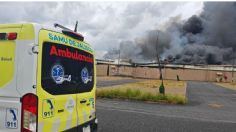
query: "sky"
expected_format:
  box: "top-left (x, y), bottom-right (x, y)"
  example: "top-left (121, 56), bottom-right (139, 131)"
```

top-left (0, 2), bottom-right (203, 59)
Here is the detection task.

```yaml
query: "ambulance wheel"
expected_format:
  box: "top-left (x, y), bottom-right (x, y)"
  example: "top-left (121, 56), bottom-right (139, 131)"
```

top-left (91, 118), bottom-right (98, 132)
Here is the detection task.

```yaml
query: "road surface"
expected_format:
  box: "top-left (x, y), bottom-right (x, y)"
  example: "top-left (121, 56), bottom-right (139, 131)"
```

top-left (96, 81), bottom-right (236, 132)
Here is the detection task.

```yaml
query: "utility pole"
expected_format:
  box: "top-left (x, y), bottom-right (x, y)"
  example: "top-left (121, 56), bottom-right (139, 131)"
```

top-left (117, 44), bottom-right (121, 75)
top-left (155, 31), bottom-right (163, 81)
top-left (156, 31), bottom-right (165, 94)
top-left (232, 53), bottom-right (235, 83)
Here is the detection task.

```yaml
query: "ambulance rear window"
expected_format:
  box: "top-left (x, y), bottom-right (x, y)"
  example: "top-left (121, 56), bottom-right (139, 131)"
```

top-left (41, 42), bottom-right (94, 95)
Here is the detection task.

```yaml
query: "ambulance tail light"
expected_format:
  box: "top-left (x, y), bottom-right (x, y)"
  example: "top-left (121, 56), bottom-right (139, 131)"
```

top-left (7, 32), bottom-right (17, 40)
top-left (21, 93), bottom-right (38, 132)
top-left (0, 32), bottom-right (17, 40)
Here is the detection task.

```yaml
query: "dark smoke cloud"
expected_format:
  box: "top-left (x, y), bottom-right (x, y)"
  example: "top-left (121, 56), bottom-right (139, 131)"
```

top-left (103, 48), bottom-right (120, 60)
top-left (137, 30), bottom-right (171, 59)
top-left (183, 15), bottom-right (203, 34)
top-left (104, 2), bottom-right (236, 65)
top-left (174, 45), bottom-right (233, 64)
top-left (202, 2), bottom-right (236, 51)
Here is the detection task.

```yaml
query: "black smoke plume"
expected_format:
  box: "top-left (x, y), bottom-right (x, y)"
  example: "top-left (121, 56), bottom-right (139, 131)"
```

top-left (104, 2), bottom-right (236, 65)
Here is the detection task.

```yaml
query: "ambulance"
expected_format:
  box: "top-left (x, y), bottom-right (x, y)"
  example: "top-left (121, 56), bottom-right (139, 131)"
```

top-left (0, 23), bottom-right (97, 132)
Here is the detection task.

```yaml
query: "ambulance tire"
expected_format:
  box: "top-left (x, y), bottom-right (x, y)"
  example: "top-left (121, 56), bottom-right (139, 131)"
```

top-left (91, 121), bottom-right (98, 132)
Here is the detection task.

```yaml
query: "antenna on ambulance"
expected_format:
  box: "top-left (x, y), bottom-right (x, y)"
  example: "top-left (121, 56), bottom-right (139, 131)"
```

top-left (74, 21), bottom-right (78, 32)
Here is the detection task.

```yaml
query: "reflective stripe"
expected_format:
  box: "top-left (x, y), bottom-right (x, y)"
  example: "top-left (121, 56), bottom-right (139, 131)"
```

top-left (77, 115), bottom-right (80, 126)
top-left (90, 109), bottom-right (95, 119)
top-left (65, 115), bottom-right (73, 130)
top-left (51, 118), bottom-right (60, 132)
top-left (83, 111), bottom-right (88, 122)
top-left (38, 122), bottom-right (44, 132)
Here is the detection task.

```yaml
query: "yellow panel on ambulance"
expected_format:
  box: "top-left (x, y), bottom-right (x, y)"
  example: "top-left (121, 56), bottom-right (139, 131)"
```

top-left (0, 24), bottom-right (22, 132)
top-left (0, 24), bottom-right (21, 91)
top-left (0, 23), bottom-right (36, 132)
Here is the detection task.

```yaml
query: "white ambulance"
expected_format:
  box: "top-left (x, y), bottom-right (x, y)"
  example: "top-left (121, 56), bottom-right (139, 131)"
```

top-left (0, 23), bottom-right (97, 132)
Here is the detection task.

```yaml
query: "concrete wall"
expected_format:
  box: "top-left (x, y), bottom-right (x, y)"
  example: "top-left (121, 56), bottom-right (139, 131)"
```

top-left (96, 64), bottom-right (108, 76)
top-left (109, 65), bottom-right (133, 76)
top-left (163, 68), bottom-right (236, 82)
top-left (133, 67), bottom-right (160, 79)
top-left (96, 64), bottom-right (236, 82)
top-left (164, 68), bottom-right (207, 81)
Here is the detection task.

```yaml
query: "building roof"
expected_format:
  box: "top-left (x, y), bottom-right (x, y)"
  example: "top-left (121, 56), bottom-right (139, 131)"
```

top-left (96, 59), bottom-right (236, 71)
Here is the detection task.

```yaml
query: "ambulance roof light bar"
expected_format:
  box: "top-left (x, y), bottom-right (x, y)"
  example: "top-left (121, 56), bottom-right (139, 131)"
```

top-left (0, 32), bottom-right (17, 40)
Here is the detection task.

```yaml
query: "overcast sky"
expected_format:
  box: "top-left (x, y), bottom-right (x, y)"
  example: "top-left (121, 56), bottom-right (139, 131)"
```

top-left (0, 2), bottom-right (203, 58)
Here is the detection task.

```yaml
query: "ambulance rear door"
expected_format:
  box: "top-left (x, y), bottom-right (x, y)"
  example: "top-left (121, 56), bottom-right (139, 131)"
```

top-left (75, 46), bottom-right (96, 130)
top-left (37, 30), bottom-right (78, 131)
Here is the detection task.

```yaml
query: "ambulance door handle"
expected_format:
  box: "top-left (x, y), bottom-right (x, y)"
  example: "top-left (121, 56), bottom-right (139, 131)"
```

top-left (32, 45), bottom-right (39, 54)
top-left (80, 99), bottom-right (87, 104)
top-left (58, 109), bottom-right (64, 113)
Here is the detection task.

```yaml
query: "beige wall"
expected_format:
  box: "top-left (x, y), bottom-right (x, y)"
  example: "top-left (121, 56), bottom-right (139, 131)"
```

top-left (163, 68), bottom-right (182, 80)
top-left (118, 66), bottom-right (133, 76)
top-left (108, 66), bottom-right (133, 76)
top-left (96, 64), bottom-right (108, 76)
top-left (133, 67), bottom-right (160, 79)
top-left (96, 64), bottom-right (236, 82)
top-left (164, 69), bottom-right (207, 81)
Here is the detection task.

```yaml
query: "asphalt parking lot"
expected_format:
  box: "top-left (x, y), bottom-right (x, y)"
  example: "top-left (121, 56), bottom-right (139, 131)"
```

top-left (96, 81), bottom-right (236, 132)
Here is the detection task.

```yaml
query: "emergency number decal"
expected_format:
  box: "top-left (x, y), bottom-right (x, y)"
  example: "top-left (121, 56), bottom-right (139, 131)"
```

top-left (42, 99), bottom-right (55, 118)
top-left (5, 108), bottom-right (18, 129)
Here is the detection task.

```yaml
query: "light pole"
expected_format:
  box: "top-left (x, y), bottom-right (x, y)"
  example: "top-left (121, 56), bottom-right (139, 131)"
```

top-left (155, 31), bottom-right (165, 94)
top-left (232, 53), bottom-right (235, 84)
top-left (117, 44), bottom-right (121, 75)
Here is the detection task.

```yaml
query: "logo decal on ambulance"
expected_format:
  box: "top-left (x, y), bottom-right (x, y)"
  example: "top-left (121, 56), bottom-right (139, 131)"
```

top-left (51, 64), bottom-right (71, 84)
top-left (81, 67), bottom-right (92, 84)
top-left (65, 97), bottom-right (75, 114)
top-left (5, 108), bottom-right (18, 129)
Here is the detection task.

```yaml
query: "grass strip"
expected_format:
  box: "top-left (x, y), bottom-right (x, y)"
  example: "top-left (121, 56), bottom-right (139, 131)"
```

top-left (97, 88), bottom-right (187, 105)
